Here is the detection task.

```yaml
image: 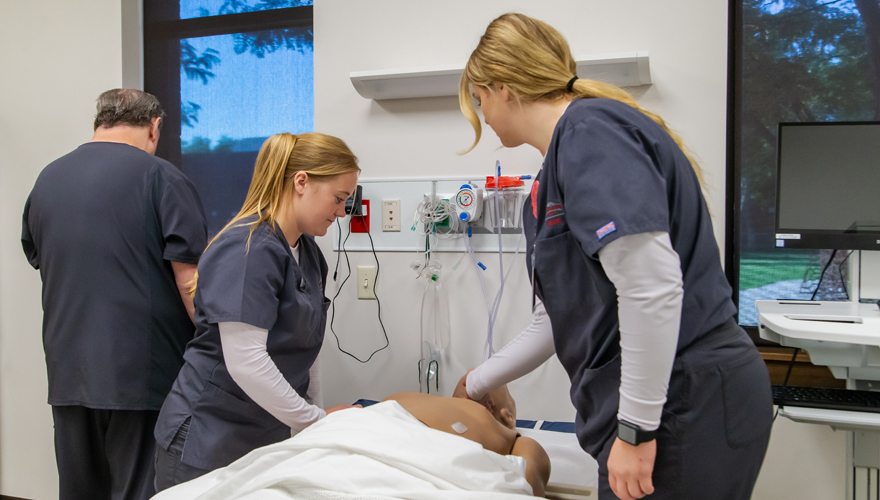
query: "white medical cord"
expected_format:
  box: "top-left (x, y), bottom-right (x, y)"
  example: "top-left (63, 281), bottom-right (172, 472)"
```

top-left (419, 276), bottom-right (446, 393)
top-left (465, 232), bottom-right (494, 339)
top-left (415, 194), bottom-right (454, 225)
top-left (413, 195), bottom-right (460, 239)
top-left (482, 229), bottom-right (524, 361)
top-left (484, 162), bottom-right (533, 360)
top-left (484, 164), bottom-right (503, 359)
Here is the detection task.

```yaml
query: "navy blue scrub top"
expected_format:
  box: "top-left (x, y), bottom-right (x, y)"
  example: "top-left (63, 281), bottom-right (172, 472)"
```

top-left (155, 215), bottom-right (330, 471)
top-left (21, 142), bottom-right (207, 410)
top-left (524, 98), bottom-right (736, 457)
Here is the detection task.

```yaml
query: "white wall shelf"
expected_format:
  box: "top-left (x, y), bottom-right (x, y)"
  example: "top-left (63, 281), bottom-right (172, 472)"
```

top-left (350, 51), bottom-right (652, 100)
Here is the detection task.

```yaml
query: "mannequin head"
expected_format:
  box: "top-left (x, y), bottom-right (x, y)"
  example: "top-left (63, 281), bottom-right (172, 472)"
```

top-left (453, 377), bottom-right (517, 430)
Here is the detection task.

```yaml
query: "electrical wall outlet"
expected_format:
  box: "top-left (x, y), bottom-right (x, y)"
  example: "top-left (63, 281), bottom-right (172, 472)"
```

top-left (382, 199), bottom-right (401, 231)
top-left (357, 265), bottom-right (377, 300)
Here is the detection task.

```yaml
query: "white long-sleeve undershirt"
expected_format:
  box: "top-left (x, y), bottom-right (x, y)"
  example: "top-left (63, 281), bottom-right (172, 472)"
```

top-left (600, 231), bottom-right (682, 432)
top-left (219, 322), bottom-right (326, 432)
top-left (466, 231), bottom-right (683, 432)
top-left (216, 242), bottom-right (326, 432)
top-left (466, 301), bottom-right (555, 400)
top-left (305, 355), bottom-right (323, 408)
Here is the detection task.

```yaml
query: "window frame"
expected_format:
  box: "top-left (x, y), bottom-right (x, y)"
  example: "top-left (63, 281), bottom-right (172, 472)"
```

top-left (725, 1), bottom-right (850, 346)
top-left (726, 0), bottom-right (754, 340)
top-left (143, 4), bottom-right (313, 168)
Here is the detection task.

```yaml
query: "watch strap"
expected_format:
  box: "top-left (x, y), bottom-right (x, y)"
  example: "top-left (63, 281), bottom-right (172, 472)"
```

top-left (618, 419), bottom-right (657, 445)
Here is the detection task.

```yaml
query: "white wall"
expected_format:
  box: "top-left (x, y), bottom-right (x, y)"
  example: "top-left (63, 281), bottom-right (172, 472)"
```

top-left (0, 0), bottom-right (846, 498)
top-left (0, 1), bottom-right (125, 498)
top-left (313, 1), bottom-right (844, 499)
top-left (312, 0), bottom-right (733, 417)
top-left (313, 0), bottom-right (726, 418)
top-left (754, 416), bottom-right (845, 499)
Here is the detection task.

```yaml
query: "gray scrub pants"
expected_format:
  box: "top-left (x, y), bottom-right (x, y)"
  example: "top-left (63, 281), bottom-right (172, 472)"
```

top-left (596, 320), bottom-right (773, 499)
top-left (52, 406), bottom-right (158, 500)
top-left (153, 417), bottom-right (212, 491)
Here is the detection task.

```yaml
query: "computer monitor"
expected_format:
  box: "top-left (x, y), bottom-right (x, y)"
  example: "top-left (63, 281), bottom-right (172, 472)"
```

top-left (775, 122), bottom-right (880, 250)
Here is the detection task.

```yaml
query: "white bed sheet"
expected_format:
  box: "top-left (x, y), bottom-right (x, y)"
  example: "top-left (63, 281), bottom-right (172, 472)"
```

top-left (515, 425), bottom-right (598, 490)
top-left (152, 401), bottom-right (538, 500)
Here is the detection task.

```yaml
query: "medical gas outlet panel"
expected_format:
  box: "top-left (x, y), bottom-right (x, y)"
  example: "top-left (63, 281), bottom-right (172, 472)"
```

top-left (332, 175), bottom-right (534, 253)
top-left (449, 176), bottom-right (528, 235)
top-left (455, 184), bottom-right (483, 224)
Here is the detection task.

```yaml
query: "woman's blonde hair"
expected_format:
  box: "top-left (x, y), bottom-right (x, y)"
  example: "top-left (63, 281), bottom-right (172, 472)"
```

top-left (459, 13), bottom-right (704, 187)
top-left (189, 132), bottom-right (360, 294)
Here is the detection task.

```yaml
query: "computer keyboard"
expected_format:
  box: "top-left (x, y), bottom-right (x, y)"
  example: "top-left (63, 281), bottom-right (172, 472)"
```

top-left (772, 385), bottom-right (880, 413)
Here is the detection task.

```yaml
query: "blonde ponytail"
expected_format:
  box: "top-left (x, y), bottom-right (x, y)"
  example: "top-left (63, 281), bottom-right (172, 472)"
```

top-left (188, 132), bottom-right (360, 295)
top-left (459, 13), bottom-right (704, 188)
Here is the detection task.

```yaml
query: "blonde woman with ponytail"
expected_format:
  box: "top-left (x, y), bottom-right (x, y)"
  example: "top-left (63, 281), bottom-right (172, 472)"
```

top-left (153, 133), bottom-right (361, 489)
top-left (457, 14), bottom-right (771, 500)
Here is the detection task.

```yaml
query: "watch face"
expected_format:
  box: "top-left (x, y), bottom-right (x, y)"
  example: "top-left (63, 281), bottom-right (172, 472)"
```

top-left (618, 422), bottom-right (638, 444)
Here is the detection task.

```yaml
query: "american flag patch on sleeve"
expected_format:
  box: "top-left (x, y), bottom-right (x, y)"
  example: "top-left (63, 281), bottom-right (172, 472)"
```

top-left (596, 221), bottom-right (617, 240)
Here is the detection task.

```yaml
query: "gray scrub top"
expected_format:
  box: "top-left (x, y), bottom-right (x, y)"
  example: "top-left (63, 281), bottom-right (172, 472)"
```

top-left (21, 142), bottom-right (207, 410)
top-left (524, 98), bottom-right (736, 457)
top-left (155, 216), bottom-right (330, 471)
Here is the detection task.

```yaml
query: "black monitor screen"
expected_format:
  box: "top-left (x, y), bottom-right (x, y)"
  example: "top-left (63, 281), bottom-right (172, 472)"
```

top-left (776, 122), bottom-right (880, 250)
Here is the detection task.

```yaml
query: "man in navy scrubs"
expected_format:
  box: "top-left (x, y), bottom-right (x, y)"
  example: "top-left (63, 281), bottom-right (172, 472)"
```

top-left (21, 89), bottom-right (207, 500)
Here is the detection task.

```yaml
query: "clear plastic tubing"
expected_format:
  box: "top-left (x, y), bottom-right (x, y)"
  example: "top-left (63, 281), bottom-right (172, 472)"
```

top-left (484, 161), bottom-right (504, 360)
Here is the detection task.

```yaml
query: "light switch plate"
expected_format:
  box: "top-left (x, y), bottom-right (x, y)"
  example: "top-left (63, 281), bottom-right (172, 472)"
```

top-left (357, 265), bottom-right (377, 300)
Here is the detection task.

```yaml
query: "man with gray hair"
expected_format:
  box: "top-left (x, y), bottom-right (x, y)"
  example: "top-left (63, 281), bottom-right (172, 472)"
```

top-left (22, 89), bottom-right (207, 500)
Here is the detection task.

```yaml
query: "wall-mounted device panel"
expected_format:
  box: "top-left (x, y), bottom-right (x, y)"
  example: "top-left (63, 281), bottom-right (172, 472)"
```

top-left (454, 184), bottom-right (483, 224)
top-left (332, 176), bottom-right (534, 253)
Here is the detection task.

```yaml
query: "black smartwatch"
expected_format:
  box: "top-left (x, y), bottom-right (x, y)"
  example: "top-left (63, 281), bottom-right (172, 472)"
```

top-left (617, 419), bottom-right (657, 446)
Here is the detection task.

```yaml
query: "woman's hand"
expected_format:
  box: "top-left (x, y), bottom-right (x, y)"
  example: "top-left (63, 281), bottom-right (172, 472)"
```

top-left (455, 369), bottom-right (475, 399)
top-left (454, 369), bottom-right (494, 410)
top-left (324, 404), bottom-right (361, 415)
top-left (607, 437), bottom-right (656, 500)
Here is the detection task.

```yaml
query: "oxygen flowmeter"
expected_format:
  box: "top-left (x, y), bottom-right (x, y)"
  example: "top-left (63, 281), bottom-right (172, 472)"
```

top-left (455, 184), bottom-right (483, 223)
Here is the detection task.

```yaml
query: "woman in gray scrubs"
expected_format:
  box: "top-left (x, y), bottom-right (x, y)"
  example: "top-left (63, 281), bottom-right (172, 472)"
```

top-left (457, 14), bottom-right (773, 500)
top-left (153, 133), bottom-right (361, 489)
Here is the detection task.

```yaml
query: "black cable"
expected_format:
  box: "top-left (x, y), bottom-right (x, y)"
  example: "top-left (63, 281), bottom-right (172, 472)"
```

top-left (328, 217), bottom-right (389, 363)
top-left (329, 219), bottom-right (353, 348)
top-left (773, 347), bottom-right (801, 423)
top-left (363, 229), bottom-right (390, 356)
top-left (810, 249), bottom-right (838, 301)
top-left (782, 347), bottom-right (800, 387)
top-left (332, 219), bottom-right (342, 281)
top-left (838, 250), bottom-right (854, 300)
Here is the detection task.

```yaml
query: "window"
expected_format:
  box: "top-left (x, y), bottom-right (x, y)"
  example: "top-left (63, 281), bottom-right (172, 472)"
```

top-left (144, 1), bottom-right (313, 236)
top-left (730, 0), bottom-right (875, 339)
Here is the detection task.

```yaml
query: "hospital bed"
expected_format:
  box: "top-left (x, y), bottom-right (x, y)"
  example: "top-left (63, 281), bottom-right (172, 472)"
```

top-left (512, 419), bottom-right (598, 499)
top-left (351, 399), bottom-right (599, 499)
top-left (151, 400), bottom-right (598, 499)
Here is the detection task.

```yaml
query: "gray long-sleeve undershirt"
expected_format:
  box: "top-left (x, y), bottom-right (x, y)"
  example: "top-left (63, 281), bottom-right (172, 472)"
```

top-left (467, 231), bottom-right (683, 431)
